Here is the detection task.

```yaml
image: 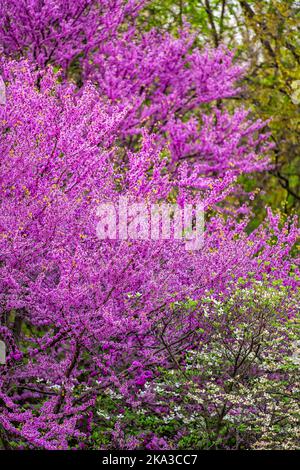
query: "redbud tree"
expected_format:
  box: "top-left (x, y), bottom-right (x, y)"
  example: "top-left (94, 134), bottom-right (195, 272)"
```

top-left (0, 0), bottom-right (299, 450)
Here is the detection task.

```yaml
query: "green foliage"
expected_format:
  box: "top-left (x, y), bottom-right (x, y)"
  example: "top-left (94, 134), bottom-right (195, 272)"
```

top-left (90, 282), bottom-right (300, 449)
top-left (142, 0), bottom-right (300, 216)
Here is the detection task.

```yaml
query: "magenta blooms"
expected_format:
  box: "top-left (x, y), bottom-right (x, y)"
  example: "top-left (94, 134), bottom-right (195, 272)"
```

top-left (0, 1), bottom-right (271, 175)
top-left (0, 1), bottom-right (299, 450)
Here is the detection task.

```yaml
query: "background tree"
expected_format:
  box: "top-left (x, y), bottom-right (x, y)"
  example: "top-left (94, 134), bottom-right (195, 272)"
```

top-left (141, 0), bottom-right (300, 218)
